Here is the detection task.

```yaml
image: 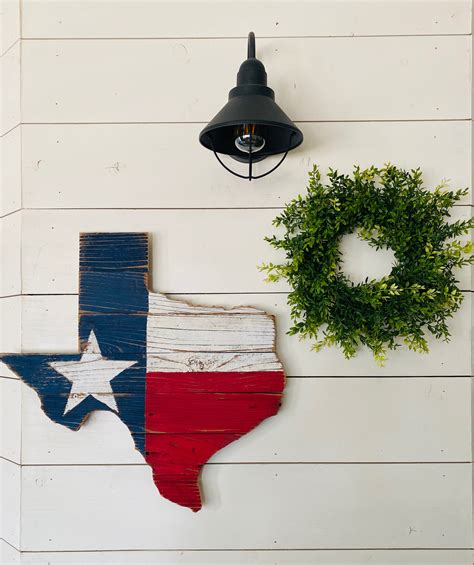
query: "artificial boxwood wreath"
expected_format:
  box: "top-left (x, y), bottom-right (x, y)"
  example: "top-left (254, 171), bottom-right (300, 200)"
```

top-left (261, 165), bottom-right (473, 365)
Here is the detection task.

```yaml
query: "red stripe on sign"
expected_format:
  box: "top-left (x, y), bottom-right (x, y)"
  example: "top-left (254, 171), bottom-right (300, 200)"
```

top-left (148, 370), bottom-right (285, 393)
top-left (145, 370), bottom-right (284, 512)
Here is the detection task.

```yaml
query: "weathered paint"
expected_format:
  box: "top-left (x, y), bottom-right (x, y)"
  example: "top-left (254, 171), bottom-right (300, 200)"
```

top-left (1, 232), bottom-right (285, 511)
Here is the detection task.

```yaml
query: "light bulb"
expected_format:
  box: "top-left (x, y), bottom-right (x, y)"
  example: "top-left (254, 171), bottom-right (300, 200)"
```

top-left (234, 124), bottom-right (266, 154)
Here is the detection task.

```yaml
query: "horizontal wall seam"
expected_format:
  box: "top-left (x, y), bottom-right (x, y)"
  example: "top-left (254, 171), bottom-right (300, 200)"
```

top-left (16, 205), bottom-right (473, 211)
top-left (17, 547), bottom-right (474, 554)
top-left (18, 119), bottom-right (473, 125)
top-left (20, 34), bottom-right (473, 41)
top-left (12, 462), bottom-right (473, 467)
top-left (15, 290), bottom-right (474, 296)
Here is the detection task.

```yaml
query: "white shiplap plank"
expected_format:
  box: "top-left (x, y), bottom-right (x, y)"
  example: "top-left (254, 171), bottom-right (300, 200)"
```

top-left (21, 121), bottom-right (472, 209)
top-left (19, 209), bottom-right (288, 294)
top-left (149, 293), bottom-right (264, 315)
top-left (19, 288), bottom-right (472, 378)
top-left (0, 377), bottom-right (21, 463)
top-left (22, 36), bottom-right (471, 123)
top-left (148, 352), bottom-right (282, 373)
top-left (147, 313), bottom-right (276, 354)
top-left (0, 459), bottom-right (20, 549)
top-left (0, 0), bottom-right (20, 56)
top-left (0, 212), bottom-right (21, 297)
top-left (20, 463), bottom-right (472, 550)
top-left (0, 41), bottom-right (20, 135)
top-left (16, 549), bottom-right (474, 565)
top-left (1, 126), bottom-right (21, 216)
top-left (20, 207), bottom-right (472, 295)
top-left (0, 296), bottom-right (21, 356)
top-left (20, 0), bottom-right (472, 39)
top-left (20, 375), bottom-right (471, 465)
top-left (147, 290), bottom-right (284, 371)
top-left (21, 295), bottom-right (77, 355)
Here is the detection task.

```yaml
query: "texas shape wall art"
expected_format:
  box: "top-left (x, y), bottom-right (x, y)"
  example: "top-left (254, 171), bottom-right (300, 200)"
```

top-left (1, 233), bottom-right (285, 511)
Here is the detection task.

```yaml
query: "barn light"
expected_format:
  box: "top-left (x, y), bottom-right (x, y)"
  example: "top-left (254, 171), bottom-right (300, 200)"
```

top-left (199, 32), bottom-right (303, 181)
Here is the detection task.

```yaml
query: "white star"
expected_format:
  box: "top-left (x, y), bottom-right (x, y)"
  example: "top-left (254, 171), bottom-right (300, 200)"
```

top-left (49, 330), bottom-right (137, 415)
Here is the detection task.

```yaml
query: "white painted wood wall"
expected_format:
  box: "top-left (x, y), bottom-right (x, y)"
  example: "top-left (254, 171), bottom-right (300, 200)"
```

top-left (1, 1), bottom-right (473, 563)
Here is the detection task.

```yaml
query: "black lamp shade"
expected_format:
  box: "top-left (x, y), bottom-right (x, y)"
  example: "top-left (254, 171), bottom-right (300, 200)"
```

top-left (199, 32), bottom-right (303, 176)
top-left (199, 93), bottom-right (303, 161)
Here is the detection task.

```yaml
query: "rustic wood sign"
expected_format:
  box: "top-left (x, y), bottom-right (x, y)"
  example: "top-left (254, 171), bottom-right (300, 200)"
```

top-left (1, 233), bottom-right (285, 511)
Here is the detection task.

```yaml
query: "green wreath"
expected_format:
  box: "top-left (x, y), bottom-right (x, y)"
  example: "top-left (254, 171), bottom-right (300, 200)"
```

top-left (261, 164), bottom-right (473, 365)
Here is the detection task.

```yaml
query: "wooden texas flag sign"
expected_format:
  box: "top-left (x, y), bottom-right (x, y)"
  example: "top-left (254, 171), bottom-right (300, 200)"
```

top-left (1, 233), bottom-right (285, 511)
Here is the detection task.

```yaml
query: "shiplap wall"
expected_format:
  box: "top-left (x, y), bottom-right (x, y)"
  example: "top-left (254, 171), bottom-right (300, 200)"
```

top-left (0, 1), bottom-right (473, 563)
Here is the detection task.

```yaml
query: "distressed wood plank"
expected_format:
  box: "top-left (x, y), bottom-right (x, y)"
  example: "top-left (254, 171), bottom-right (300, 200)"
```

top-left (147, 312), bottom-right (276, 354)
top-left (149, 293), bottom-right (265, 315)
top-left (146, 370), bottom-right (283, 511)
top-left (2, 233), bottom-right (285, 512)
top-left (21, 0), bottom-right (472, 39)
top-left (21, 121), bottom-right (473, 209)
top-left (20, 463), bottom-right (472, 550)
top-left (24, 369), bottom-right (284, 409)
top-left (22, 36), bottom-right (471, 123)
top-left (0, 352), bottom-right (147, 432)
top-left (146, 386), bottom-right (283, 433)
top-left (148, 352), bottom-right (282, 373)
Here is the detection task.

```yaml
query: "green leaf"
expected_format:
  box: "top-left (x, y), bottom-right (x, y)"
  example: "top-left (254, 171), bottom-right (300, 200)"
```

top-left (260, 164), bottom-right (473, 365)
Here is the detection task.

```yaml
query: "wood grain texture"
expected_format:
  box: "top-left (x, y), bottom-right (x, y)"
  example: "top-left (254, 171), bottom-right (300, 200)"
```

top-left (20, 463), bottom-right (472, 551)
top-left (21, 121), bottom-right (472, 209)
top-left (20, 0), bottom-right (471, 39)
top-left (147, 352), bottom-right (282, 373)
top-left (149, 293), bottom-right (265, 315)
top-left (21, 36), bottom-right (471, 123)
top-left (146, 370), bottom-right (283, 511)
top-left (15, 292), bottom-right (472, 376)
top-left (147, 311), bottom-right (276, 353)
top-left (1, 233), bottom-right (285, 512)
